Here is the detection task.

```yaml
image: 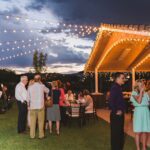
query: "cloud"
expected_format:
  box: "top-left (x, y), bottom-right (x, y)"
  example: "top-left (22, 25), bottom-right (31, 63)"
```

top-left (0, 0), bottom-right (94, 73)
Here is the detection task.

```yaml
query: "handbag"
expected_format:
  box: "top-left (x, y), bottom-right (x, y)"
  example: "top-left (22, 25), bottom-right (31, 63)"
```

top-left (45, 90), bottom-right (53, 107)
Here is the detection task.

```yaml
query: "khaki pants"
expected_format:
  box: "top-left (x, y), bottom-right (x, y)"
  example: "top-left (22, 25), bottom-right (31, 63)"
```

top-left (30, 108), bottom-right (45, 138)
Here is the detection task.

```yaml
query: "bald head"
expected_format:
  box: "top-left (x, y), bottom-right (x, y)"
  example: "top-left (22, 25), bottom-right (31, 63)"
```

top-left (34, 75), bottom-right (41, 82)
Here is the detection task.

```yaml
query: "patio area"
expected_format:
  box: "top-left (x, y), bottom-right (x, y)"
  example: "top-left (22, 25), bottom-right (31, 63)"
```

top-left (97, 109), bottom-right (150, 147)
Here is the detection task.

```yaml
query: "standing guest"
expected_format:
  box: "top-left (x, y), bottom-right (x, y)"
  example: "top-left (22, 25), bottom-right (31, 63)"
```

top-left (130, 80), bottom-right (150, 150)
top-left (146, 80), bottom-right (150, 98)
top-left (83, 90), bottom-right (93, 113)
top-left (27, 79), bottom-right (35, 128)
top-left (109, 72), bottom-right (126, 150)
top-left (15, 76), bottom-right (28, 134)
top-left (58, 81), bottom-right (67, 125)
top-left (47, 81), bottom-right (61, 135)
top-left (27, 75), bottom-right (49, 139)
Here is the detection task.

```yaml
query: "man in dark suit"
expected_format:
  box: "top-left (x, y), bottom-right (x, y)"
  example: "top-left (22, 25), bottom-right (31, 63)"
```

top-left (109, 72), bottom-right (126, 150)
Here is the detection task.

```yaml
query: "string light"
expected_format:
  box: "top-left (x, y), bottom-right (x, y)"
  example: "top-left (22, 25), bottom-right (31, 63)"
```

top-left (0, 46), bottom-right (48, 62)
top-left (0, 40), bottom-right (50, 52)
top-left (85, 24), bottom-right (150, 72)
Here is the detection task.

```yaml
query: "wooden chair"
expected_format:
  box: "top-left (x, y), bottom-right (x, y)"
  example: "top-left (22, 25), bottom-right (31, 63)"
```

top-left (66, 104), bottom-right (85, 127)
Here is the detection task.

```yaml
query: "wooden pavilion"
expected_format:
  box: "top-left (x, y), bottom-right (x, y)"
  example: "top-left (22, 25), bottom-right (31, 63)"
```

top-left (84, 24), bottom-right (150, 93)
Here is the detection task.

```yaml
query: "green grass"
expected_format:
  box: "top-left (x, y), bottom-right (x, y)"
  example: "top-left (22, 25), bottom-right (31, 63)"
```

top-left (0, 104), bottom-right (147, 150)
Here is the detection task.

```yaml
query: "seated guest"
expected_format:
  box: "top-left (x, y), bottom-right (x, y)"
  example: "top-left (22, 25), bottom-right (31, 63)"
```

top-left (130, 80), bottom-right (150, 150)
top-left (83, 90), bottom-right (93, 113)
top-left (77, 92), bottom-right (86, 104)
top-left (65, 90), bottom-right (74, 103)
top-left (1, 85), bottom-right (9, 111)
top-left (47, 81), bottom-right (61, 135)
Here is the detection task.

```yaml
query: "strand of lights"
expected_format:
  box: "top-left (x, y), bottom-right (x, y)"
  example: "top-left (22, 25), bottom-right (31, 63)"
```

top-left (95, 38), bottom-right (149, 70)
top-left (0, 46), bottom-right (48, 62)
top-left (0, 41), bottom-right (49, 52)
top-left (134, 54), bottom-right (150, 69)
top-left (2, 14), bottom-right (98, 31)
top-left (0, 38), bottom-right (48, 46)
top-left (0, 28), bottom-right (97, 37)
top-left (84, 24), bottom-right (150, 72)
top-left (100, 24), bottom-right (150, 36)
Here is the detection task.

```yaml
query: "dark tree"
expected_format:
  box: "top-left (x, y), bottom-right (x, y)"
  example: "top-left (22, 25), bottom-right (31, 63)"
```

top-left (33, 51), bottom-right (47, 73)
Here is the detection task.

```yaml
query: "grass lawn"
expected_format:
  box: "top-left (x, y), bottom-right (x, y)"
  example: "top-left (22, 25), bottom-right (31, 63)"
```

top-left (0, 104), bottom-right (147, 150)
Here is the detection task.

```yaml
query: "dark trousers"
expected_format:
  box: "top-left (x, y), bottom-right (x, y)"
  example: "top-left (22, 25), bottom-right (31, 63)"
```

top-left (17, 101), bottom-right (27, 133)
top-left (60, 106), bottom-right (67, 125)
top-left (110, 112), bottom-right (125, 150)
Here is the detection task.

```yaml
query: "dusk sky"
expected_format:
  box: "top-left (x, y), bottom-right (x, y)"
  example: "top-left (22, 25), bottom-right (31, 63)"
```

top-left (0, 0), bottom-right (150, 74)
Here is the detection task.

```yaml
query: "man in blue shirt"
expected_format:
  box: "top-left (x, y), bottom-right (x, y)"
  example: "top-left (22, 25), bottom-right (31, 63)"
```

top-left (109, 72), bottom-right (126, 150)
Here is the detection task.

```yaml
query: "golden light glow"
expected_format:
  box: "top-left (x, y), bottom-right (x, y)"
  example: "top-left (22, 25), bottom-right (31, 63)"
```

top-left (84, 23), bottom-right (150, 73)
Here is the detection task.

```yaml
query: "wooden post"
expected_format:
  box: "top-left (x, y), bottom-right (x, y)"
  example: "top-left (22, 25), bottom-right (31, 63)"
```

top-left (132, 68), bottom-right (135, 90)
top-left (95, 69), bottom-right (99, 94)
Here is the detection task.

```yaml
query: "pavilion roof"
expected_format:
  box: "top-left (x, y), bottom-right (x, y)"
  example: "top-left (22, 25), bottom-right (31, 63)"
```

top-left (84, 24), bottom-right (150, 72)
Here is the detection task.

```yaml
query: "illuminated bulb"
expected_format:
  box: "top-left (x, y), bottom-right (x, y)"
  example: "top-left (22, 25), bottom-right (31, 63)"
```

top-left (0, 43), bottom-right (2, 46)
top-left (13, 30), bottom-right (16, 33)
top-left (6, 16), bottom-right (10, 19)
top-left (16, 17), bottom-right (20, 20)
top-left (22, 30), bottom-right (25, 32)
top-left (25, 19), bottom-right (29, 22)
top-left (30, 30), bottom-right (33, 33)
top-left (4, 30), bottom-right (7, 33)
top-left (17, 46), bottom-right (20, 49)
top-left (12, 47), bottom-right (15, 50)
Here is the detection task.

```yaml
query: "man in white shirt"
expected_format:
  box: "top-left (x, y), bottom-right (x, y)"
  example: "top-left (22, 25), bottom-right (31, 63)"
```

top-left (15, 76), bottom-right (28, 134)
top-left (27, 75), bottom-right (49, 139)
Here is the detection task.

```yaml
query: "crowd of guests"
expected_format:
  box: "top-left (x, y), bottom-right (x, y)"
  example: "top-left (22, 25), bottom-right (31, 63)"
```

top-left (15, 74), bottom-right (94, 139)
top-left (14, 72), bottom-right (150, 149)
top-left (109, 73), bottom-right (150, 150)
top-left (0, 84), bottom-right (13, 113)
